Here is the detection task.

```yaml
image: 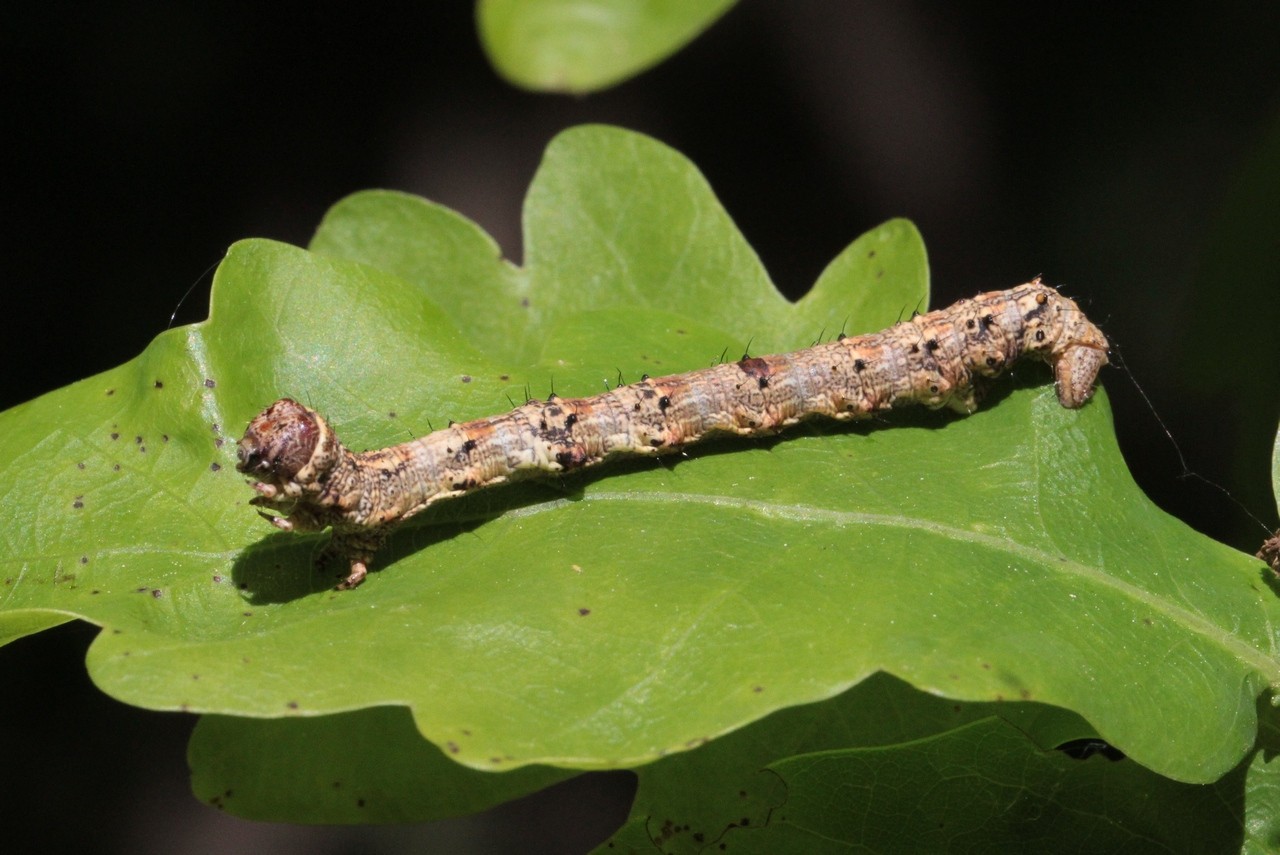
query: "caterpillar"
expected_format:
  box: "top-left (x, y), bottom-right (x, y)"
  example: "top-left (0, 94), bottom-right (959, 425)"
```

top-left (236, 279), bottom-right (1109, 589)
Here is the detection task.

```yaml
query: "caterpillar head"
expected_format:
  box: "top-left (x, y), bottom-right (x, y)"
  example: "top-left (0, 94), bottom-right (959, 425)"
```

top-left (236, 398), bottom-right (340, 493)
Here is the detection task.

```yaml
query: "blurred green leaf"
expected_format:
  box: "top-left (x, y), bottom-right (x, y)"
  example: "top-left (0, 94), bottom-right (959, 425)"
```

top-left (693, 717), bottom-right (1246, 854)
top-left (1270, 425), bottom-right (1279, 519)
top-left (1244, 703), bottom-right (1280, 855)
top-left (1, 128), bottom-right (1277, 831)
top-left (477, 0), bottom-right (738, 93)
top-left (189, 708), bottom-right (570, 823)
top-left (600, 672), bottom-right (1106, 853)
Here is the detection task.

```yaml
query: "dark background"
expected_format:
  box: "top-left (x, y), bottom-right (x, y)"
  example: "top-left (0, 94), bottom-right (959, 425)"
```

top-left (4, 2), bottom-right (1278, 852)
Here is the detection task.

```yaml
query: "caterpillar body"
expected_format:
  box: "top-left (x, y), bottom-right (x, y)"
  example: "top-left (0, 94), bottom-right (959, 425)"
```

top-left (237, 279), bottom-right (1109, 589)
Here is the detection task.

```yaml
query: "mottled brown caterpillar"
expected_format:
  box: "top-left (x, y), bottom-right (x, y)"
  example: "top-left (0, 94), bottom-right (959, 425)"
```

top-left (237, 279), bottom-right (1108, 589)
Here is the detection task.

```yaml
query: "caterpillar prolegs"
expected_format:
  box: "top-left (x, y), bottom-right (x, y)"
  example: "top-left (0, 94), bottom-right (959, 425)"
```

top-left (237, 279), bottom-right (1109, 589)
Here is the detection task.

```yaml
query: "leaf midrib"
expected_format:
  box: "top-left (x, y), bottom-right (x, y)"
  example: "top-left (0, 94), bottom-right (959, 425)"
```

top-left (505, 489), bottom-right (1280, 684)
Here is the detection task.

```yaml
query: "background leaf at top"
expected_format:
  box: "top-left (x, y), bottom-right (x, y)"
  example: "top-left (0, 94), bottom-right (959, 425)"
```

top-left (477, 0), bottom-right (739, 93)
top-left (0, 126), bottom-right (1277, 812)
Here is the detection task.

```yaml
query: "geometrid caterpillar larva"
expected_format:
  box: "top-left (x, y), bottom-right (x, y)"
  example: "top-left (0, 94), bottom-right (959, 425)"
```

top-left (237, 279), bottom-right (1109, 589)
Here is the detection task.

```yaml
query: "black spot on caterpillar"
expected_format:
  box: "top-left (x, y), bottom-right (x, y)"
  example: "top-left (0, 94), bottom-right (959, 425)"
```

top-left (237, 280), bottom-right (1108, 589)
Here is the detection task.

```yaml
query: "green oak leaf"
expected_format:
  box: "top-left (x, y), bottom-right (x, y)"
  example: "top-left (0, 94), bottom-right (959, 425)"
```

top-left (694, 717), bottom-right (1248, 854)
top-left (1, 128), bottom-right (1277, 831)
top-left (477, 0), bottom-right (739, 93)
top-left (600, 681), bottom-right (1280, 853)
top-left (1243, 701), bottom-right (1280, 854)
top-left (189, 708), bottom-right (571, 822)
top-left (1246, 752), bottom-right (1280, 855)
top-left (599, 672), bottom-right (1110, 853)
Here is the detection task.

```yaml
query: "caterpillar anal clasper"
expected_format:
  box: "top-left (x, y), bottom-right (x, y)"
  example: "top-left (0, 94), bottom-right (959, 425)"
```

top-left (236, 279), bottom-right (1109, 590)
